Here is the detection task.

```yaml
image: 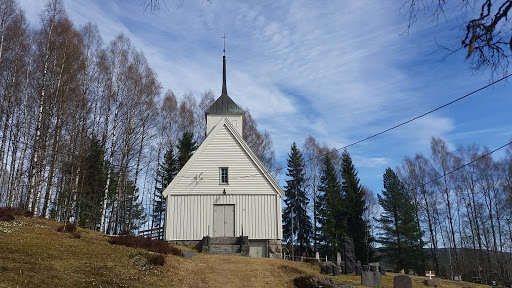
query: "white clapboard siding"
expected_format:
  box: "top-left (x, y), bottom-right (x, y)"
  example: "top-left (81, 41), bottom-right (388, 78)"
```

top-left (166, 194), bottom-right (282, 240)
top-left (170, 124), bottom-right (276, 195)
top-left (206, 114), bottom-right (243, 137)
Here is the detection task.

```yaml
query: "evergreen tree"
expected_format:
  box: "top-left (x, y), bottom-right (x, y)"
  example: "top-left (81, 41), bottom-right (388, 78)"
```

top-left (317, 154), bottom-right (345, 258)
top-left (177, 131), bottom-right (198, 169)
top-left (283, 142), bottom-right (312, 257)
top-left (76, 136), bottom-right (108, 230)
top-left (119, 180), bottom-right (145, 234)
top-left (153, 143), bottom-right (178, 229)
top-left (340, 150), bottom-right (374, 263)
top-left (376, 168), bottom-right (426, 272)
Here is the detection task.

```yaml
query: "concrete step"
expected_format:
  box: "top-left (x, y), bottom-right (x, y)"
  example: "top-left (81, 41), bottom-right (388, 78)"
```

top-left (209, 237), bottom-right (239, 245)
top-left (208, 244), bottom-right (241, 254)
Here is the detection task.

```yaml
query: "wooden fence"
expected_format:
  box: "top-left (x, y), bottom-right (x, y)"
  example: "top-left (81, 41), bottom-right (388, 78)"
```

top-left (139, 227), bottom-right (164, 240)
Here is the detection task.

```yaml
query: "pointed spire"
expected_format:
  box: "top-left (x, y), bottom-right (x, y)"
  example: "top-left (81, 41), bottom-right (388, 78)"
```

top-left (222, 55), bottom-right (227, 96)
top-left (222, 34), bottom-right (227, 96)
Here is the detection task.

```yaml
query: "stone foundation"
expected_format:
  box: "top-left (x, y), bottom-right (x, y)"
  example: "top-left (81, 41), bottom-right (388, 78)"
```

top-left (268, 239), bottom-right (282, 259)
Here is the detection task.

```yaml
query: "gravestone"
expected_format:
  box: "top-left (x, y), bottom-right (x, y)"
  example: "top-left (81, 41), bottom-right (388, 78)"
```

top-left (379, 265), bottom-right (386, 276)
top-left (337, 252), bottom-right (342, 267)
top-left (361, 271), bottom-right (382, 288)
top-left (325, 263), bottom-right (333, 274)
top-left (373, 271), bottom-right (382, 288)
top-left (333, 264), bottom-right (340, 276)
top-left (315, 252), bottom-right (320, 261)
top-left (394, 275), bottom-right (412, 288)
top-left (356, 261), bottom-right (362, 276)
top-left (320, 264), bottom-right (327, 274)
top-left (425, 278), bottom-right (441, 287)
top-left (342, 237), bottom-right (356, 274)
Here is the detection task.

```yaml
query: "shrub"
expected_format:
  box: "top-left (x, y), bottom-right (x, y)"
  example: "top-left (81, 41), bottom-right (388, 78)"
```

top-left (0, 214), bottom-right (15, 222)
top-left (57, 223), bottom-right (78, 234)
top-left (0, 207), bottom-right (33, 221)
top-left (65, 224), bottom-right (77, 233)
top-left (109, 235), bottom-right (184, 257)
top-left (148, 254), bottom-right (166, 266)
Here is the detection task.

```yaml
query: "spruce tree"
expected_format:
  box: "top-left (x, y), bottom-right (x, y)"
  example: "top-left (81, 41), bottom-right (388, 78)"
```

top-left (153, 143), bottom-right (178, 229)
top-left (376, 168), bottom-right (426, 272)
top-left (178, 131), bottom-right (198, 169)
top-left (77, 136), bottom-right (108, 230)
top-left (283, 142), bottom-right (312, 257)
top-left (340, 150), bottom-right (374, 263)
top-left (317, 154), bottom-right (345, 258)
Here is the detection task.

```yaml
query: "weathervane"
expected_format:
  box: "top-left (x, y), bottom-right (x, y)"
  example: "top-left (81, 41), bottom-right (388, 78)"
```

top-left (222, 34), bottom-right (227, 56)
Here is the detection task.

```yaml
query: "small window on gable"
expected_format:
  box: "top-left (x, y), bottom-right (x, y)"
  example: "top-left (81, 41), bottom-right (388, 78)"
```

top-left (232, 120), bottom-right (237, 127)
top-left (220, 167), bottom-right (229, 184)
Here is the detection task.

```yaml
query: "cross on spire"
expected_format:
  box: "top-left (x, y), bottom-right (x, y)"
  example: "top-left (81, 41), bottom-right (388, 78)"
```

top-left (222, 34), bottom-right (227, 56)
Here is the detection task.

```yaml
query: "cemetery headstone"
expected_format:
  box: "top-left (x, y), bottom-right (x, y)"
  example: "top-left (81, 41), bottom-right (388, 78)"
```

top-left (425, 278), bottom-right (441, 287)
top-left (325, 263), bottom-right (333, 275)
top-left (320, 264), bottom-right (326, 274)
top-left (373, 271), bottom-right (382, 288)
top-left (315, 252), bottom-right (320, 261)
top-left (342, 237), bottom-right (356, 274)
top-left (356, 261), bottom-right (362, 276)
top-left (361, 271), bottom-right (382, 288)
top-left (333, 264), bottom-right (340, 276)
top-left (394, 275), bottom-right (412, 288)
top-left (379, 265), bottom-right (386, 276)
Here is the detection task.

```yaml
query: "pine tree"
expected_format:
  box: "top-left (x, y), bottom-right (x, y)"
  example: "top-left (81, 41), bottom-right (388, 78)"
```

top-left (317, 154), bottom-right (345, 258)
top-left (153, 143), bottom-right (178, 229)
top-left (283, 142), bottom-right (312, 257)
top-left (376, 168), bottom-right (426, 272)
top-left (177, 131), bottom-right (198, 169)
top-left (340, 150), bottom-right (374, 263)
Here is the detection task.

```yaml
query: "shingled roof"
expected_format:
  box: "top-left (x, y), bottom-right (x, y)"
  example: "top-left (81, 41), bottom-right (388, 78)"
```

top-left (205, 56), bottom-right (244, 115)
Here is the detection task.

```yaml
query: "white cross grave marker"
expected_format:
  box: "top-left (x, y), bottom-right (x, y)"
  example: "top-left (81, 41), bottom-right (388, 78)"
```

top-left (426, 271), bottom-right (435, 279)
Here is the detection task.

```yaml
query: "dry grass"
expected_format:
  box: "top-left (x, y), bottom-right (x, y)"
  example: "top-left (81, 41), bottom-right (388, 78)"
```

top-left (0, 217), bottom-right (495, 287)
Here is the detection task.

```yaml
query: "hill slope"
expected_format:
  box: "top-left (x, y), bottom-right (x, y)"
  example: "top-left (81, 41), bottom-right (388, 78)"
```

top-left (0, 217), bottom-right (490, 288)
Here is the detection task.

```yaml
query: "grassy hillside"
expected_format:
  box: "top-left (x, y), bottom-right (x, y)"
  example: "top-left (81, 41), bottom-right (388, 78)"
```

top-left (0, 216), bottom-right (492, 288)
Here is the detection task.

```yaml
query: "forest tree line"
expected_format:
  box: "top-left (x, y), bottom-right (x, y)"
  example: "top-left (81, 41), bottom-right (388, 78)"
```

top-left (281, 135), bottom-right (512, 281)
top-left (0, 0), bottom-right (275, 235)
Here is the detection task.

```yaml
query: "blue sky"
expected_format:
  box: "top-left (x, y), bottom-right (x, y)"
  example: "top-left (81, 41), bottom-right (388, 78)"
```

top-left (18, 0), bottom-right (512, 196)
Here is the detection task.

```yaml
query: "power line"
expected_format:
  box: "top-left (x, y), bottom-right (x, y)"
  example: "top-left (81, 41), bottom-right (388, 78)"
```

top-left (277, 72), bottom-right (512, 175)
top-left (411, 140), bottom-right (512, 192)
top-left (172, 72), bottom-right (512, 185)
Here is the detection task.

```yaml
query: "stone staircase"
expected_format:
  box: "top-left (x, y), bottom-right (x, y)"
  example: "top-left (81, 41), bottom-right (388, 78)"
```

top-left (201, 236), bottom-right (249, 256)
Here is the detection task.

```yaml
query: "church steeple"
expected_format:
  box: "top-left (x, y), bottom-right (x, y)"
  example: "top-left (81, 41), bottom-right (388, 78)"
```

top-left (204, 37), bottom-right (244, 137)
top-left (222, 55), bottom-right (227, 96)
top-left (222, 34), bottom-right (227, 96)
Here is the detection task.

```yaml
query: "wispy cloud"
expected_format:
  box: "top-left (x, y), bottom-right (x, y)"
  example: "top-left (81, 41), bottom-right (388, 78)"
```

top-left (16, 0), bottom-right (512, 194)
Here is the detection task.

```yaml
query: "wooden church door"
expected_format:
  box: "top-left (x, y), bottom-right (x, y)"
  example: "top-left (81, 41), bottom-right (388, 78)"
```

top-left (213, 204), bottom-right (235, 237)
